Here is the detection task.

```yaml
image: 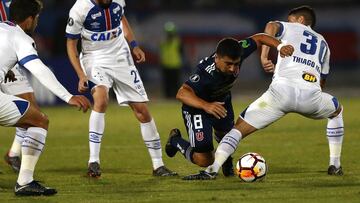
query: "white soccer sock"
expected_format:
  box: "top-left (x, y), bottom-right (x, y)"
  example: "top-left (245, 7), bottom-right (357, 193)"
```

top-left (89, 111), bottom-right (105, 164)
top-left (327, 107), bottom-right (344, 168)
top-left (9, 127), bottom-right (26, 157)
top-left (17, 127), bottom-right (46, 185)
top-left (206, 128), bottom-right (242, 173)
top-left (140, 118), bottom-right (164, 170)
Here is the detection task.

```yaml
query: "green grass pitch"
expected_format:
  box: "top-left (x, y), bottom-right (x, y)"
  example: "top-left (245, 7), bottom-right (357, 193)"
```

top-left (0, 97), bottom-right (359, 202)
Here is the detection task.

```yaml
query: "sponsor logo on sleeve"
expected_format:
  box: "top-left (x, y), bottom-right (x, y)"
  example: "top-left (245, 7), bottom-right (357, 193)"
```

top-left (189, 74), bottom-right (200, 82)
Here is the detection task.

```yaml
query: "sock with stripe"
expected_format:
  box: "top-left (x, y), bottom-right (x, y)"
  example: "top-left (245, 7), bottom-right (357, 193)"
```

top-left (89, 110), bottom-right (105, 164)
top-left (170, 136), bottom-right (194, 163)
top-left (327, 107), bottom-right (344, 168)
top-left (140, 119), bottom-right (164, 170)
top-left (206, 128), bottom-right (242, 174)
top-left (17, 127), bottom-right (46, 185)
top-left (9, 127), bottom-right (26, 157)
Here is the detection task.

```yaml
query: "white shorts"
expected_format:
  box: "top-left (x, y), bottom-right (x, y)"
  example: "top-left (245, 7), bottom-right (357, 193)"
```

top-left (83, 63), bottom-right (149, 105)
top-left (241, 80), bottom-right (339, 129)
top-left (0, 65), bottom-right (33, 95)
top-left (0, 91), bottom-right (30, 127)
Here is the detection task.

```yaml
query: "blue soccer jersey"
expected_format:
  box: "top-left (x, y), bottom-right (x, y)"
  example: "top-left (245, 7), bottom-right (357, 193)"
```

top-left (183, 37), bottom-right (257, 111)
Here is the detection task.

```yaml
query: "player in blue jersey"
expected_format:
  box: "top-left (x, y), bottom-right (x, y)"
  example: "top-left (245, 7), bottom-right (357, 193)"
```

top-left (66, 0), bottom-right (177, 177)
top-left (165, 36), bottom-right (294, 176)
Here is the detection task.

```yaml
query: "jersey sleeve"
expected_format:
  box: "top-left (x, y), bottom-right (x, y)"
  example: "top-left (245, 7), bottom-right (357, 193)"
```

top-left (320, 43), bottom-right (331, 80)
top-left (185, 68), bottom-right (210, 95)
top-left (65, 3), bottom-right (84, 39)
top-left (275, 21), bottom-right (286, 39)
top-left (239, 38), bottom-right (257, 59)
top-left (13, 33), bottom-right (39, 67)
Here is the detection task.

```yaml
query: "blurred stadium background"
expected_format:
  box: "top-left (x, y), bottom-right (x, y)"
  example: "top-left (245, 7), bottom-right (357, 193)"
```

top-left (29, 0), bottom-right (359, 105)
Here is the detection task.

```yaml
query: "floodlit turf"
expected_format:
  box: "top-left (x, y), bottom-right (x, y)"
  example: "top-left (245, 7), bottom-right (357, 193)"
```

top-left (0, 97), bottom-right (359, 202)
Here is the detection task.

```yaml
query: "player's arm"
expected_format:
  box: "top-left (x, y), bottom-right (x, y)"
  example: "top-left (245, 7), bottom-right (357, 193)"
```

top-left (320, 45), bottom-right (331, 89)
top-left (251, 33), bottom-right (294, 58)
top-left (176, 84), bottom-right (227, 119)
top-left (260, 21), bottom-right (281, 72)
top-left (22, 59), bottom-right (91, 112)
top-left (66, 38), bottom-right (88, 93)
top-left (122, 16), bottom-right (145, 63)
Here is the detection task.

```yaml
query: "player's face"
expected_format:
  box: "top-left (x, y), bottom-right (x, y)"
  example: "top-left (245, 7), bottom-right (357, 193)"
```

top-left (26, 14), bottom-right (39, 33)
top-left (98, 0), bottom-right (112, 8)
top-left (215, 55), bottom-right (241, 75)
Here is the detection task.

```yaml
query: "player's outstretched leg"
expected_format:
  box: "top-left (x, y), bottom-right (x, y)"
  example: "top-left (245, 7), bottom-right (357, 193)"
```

top-left (215, 133), bottom-right (234, 177)
top-left (5, 127), bottom-right (25, 173)
top-left (88, 110), bottom-right (105, 178)
top-left (326, 106), bottom-right (344, 176)
top-left (130, 102), bottom-right (177, 176)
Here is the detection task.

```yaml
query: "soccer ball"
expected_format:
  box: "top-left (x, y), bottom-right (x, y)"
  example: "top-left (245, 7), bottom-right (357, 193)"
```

top-left (236, 152), bottom-right (267, 182)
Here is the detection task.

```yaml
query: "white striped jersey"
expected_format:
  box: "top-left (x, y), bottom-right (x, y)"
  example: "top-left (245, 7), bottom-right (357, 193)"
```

top-left (65, 0), bottom-right (129, 67)
top-left (274, 21), bottom-right (330, 89)
top-left (0, 21), bottom-right (38, 83)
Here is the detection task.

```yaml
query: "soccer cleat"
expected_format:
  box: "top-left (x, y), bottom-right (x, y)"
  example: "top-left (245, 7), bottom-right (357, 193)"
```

top-left (14, 181), bottom-right (57, 196)
top-left (153, 166), bottom-right (178, 177)
top-left (87, 162), bottom-right (101, 178)
top-left (4, 152), bottom-right (21, 173)
top-left (222, 156), bottom-right (235, 177)
top-left (182, 170), bottom-right (217, 180)
top-left (165, 128), bottom-right (181, 158)
top-left (327, 165), bottom-right (343, 176)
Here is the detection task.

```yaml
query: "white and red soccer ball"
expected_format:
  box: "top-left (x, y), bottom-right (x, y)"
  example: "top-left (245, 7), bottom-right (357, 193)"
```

top-left (236, 152), bottom-right (267, 182)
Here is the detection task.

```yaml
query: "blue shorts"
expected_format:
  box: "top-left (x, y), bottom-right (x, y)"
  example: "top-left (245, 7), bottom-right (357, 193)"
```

top-left (182, 101), bottom-right (234, 153)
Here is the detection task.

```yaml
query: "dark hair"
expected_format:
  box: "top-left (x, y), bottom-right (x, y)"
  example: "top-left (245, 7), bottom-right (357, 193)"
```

top-left (10, 0), bottom-right (43, 23)
top-left (288, 5), bottom-right (316, 28)
top-left (216, 38), bottom-right (242, 60)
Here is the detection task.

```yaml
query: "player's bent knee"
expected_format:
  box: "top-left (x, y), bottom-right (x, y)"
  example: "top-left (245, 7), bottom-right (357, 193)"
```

top-left (193, 152), bottom-right (214, 167)
top-left (330, 105), bottom-right (343, 119)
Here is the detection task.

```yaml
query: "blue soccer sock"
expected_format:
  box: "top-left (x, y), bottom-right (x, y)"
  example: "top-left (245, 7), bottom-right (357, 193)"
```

top-left (170, 136), bottom-right (194, 162)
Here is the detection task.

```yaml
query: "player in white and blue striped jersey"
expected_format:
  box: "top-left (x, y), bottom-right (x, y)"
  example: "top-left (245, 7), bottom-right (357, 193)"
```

top-left (66, 0), bottom-right (177, 177)
top-left (0, 0), bottom-right (91, 195)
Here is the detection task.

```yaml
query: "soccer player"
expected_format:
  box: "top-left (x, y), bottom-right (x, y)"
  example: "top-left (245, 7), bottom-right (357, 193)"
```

top-left (183, 5), bottom-right (344, 180)
top-left (0, 0), bottom-right (91, 195)
top-left (1, 0), bottom-right (40, 174)
top-left (66, 0), bottom-right (177, 177)
top-left (165, 36), bottom-right (294, 176)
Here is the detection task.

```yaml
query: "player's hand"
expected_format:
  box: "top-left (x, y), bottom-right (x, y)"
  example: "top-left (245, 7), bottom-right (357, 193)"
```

top-left (260, 58), bottom-right (275, 73)
top-left (78, 76), bottom-right (89, 93)
top-left (68, 95), bottom-right (91, 113)
top-left (4, 70), bottom-right (17, 83)
top-left (279, 45), bottom-right (294, 58)
top-left (204, 102), bottom-right (227, 119)
top-left (132, 47), bottom-right (146, 63)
